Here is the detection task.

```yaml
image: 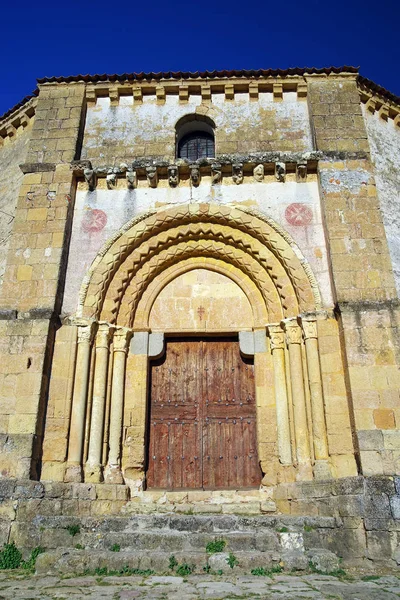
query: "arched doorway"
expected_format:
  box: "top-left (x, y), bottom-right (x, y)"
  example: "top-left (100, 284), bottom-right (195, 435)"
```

top-left (43, 203), bottom-right (341, 488)
top-left (145, 268), bottom-right (261, 490)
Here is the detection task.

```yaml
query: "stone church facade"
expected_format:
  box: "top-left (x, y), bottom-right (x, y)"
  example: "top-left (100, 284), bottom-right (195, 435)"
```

top-left (0, 67), bottom-right (400, 567)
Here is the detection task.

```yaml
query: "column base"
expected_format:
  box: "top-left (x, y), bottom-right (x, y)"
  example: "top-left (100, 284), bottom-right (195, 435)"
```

top-left (64, 463), bottom-right (83, 483)
top-left (313, 459), bottom-right (332, 480)
top-left (84, 463), bottom-right (103, 483)
top-left (104, 464), bottom-right (125, 484)
top-left (296, 461), bottom-right (313, 481)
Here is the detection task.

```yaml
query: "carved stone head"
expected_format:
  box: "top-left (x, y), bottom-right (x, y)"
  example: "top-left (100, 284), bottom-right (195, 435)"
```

top-left (190, 165), bottom-right (201, 186)
top-left (253, 164), bottom-right (264, 182)
top-left (168, 165), bottom-right (179, 188)
top-left (232, 163), bottom-right (243, 185)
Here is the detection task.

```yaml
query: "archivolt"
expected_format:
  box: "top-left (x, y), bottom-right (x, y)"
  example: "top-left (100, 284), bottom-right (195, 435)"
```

top-left (78, 203), bottom-right (321, 324)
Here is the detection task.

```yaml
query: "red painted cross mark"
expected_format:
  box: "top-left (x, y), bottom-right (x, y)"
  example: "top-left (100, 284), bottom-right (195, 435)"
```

top-left (197, 306), bottom-right (205, 321)
top-left (285, 203), bottom-right (313, 227)
top-left (81, 208), bottom-right (108, 233)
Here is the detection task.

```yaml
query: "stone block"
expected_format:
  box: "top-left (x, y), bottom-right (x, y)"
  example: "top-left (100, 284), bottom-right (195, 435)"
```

top-left (358, 429), bottom-right (384, 451)
top-left (222, 503), bottom-right (260, 515)
top-left (366, 530), bottom-right (395, 560)
top-left (14, 480), bottom-right (45, 499)
top-left (307, 548), bottom-right (340, 573)
top-left (373, 409), bottom-right (396, 429)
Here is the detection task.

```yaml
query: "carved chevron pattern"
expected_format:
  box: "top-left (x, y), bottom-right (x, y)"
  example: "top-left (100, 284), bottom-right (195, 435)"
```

top-left (78, 204), bottom-right (320, 322)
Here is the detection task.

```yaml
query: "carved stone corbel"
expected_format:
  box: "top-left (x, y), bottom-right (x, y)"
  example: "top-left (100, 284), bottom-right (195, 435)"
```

top-left (232, 163), bottom-right (243, 184)
top-left (253, 164), bottom-right (264, 182)
top-left (168, 165), bottom-right (179, 188)
top-left (296, 161), bottom-right (307, 183)
top-left (275, 162), bottom-right (286, 183)
top-left (106, 171), bottom-right (117, 189)
top-left (190, 165), bottom-right (201, 187)
top-left (211, 163), bottom-right (222, 185)
top-left (84, 168), bottom-right (97, 191)
top-left (126, 170), bottom-right (137, 189)
top-left (146, 166), bottom-right (158, 188)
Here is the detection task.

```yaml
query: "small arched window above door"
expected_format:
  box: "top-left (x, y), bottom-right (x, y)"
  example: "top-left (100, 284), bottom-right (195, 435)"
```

top-left (176, 115), bottom-right (215, 161)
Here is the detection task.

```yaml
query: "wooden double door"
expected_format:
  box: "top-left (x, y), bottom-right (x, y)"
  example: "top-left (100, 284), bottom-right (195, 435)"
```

top-left (146, 337), bottom-right (261, 490)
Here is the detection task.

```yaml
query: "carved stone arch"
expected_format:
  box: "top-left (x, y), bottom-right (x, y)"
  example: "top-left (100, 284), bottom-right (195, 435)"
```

top-left (78, 204), bottom-right (320, 321)
top-left (103, 224), bottom-right (298, 325)
top-left (114, 243), bottom-right (280, 328)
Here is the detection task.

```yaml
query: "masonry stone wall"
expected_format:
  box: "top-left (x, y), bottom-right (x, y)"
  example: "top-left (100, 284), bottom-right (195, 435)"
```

top-left (0, 71), bottom-right (400, 549)
top-left (81, 92), bottom-right (313, 164)
top-left (0, 126), bottom-right (32, 286)
top-left (363, 105), bottom-right (400, 297)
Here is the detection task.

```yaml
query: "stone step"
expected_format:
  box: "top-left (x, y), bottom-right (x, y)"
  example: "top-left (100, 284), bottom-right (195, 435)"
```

top-left (35, 547), bottom-right (341, 577)
top-left (27, 513), bottom-right (339, 533)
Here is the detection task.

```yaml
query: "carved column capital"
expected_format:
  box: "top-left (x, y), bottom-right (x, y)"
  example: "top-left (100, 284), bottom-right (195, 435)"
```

top-left (282, 318), bottom-right (302, 345)
top-left (96, 323), bottom-right (115, 349)
top-left (77, 322), bottom-right (97, 345)
top-left (267, 323), bottom-right (285, 351)
top-left (113, 327), bottom-right (133, 353)
top-left (300, 315), bottom-right (318, 340)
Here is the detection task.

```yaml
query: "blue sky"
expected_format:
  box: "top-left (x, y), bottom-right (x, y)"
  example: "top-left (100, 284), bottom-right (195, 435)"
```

top-left (0, 0), bottom-right (398, 116)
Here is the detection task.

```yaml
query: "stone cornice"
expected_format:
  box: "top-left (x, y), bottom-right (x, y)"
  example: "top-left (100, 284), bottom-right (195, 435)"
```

top-left (71, 152), bottom-right (321, 190)
top-left (0, 97), bottom-right (37, 146)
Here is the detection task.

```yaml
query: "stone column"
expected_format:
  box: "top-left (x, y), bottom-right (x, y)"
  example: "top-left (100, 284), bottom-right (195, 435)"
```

top-left (268, 324), bottom-right (292, 465)
top-left (105, 327), bottom-right (132, 484)
top-left (85, 324), bottom-right (114, 483)
top-left (65, 322), bottom-right (96, 482)
top-left (301, 314), bottom-right (331, 479)
top-left (283, 318), bottom-right (312, 478)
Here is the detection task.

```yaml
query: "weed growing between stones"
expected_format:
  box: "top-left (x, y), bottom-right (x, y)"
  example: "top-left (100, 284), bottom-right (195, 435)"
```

top-left (66, 524), bottom-right (80, 537)
top-left (168, 555), bottom-right (178, 570)
top-left (203, 564), bottom-right (211, 573)
top-left (303, 525), bottom-right (314, 532)
top-left (175, 563), bottom-right (195, 576)
top-left (227, 552), bottom-right (238, 569)
top-left (0, 542), bottom-right (22, 569)
top-left (110, 544), bottom-right (120, 552)
top-left (206, 539), bottom-right (226, 554)
top-left (75, 544), bottom-right (84, 550)
top-left (251, 565), bottom-right (283, 577)
top-left (362, 575), bottom-right (381, 581)
top-left (278, 527), bottom-right (288, 533)
top-left (308, 561), bottom-right (347, 579)
top-left (0, 542), bottom-right (44, 571)
top-left (22, 547), bottom-right (45, 572)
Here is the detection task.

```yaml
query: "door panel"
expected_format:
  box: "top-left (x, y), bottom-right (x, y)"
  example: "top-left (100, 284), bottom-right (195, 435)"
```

top-left (147, 337), bottom-right (260, 490)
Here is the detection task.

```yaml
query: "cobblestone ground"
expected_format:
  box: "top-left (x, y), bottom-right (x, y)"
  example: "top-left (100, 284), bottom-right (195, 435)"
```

top-left (0, 572), bottom-right (400, 599)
